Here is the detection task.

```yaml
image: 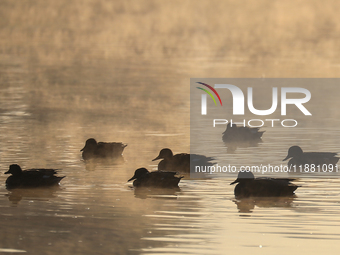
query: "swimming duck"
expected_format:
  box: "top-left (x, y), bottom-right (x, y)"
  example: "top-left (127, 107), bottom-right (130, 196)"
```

top-left (230, 171), bottom-right (299, 198)
top-left (128, 168), bottom-right (182, 188)
top-left (152, 148), bottom-right (215, 173)
top-left (5, 164), bottom-right (65, 189)
top-left (81, 138), bottom-right (127, 160)
top-left (283, 146), bottom-right (339, 168)
top-left (222, 123), bottom-right (264, 143)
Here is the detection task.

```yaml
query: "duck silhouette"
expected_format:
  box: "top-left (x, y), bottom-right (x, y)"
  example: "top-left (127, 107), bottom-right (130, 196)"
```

top-left (152, 148), bottom-right (215, 173)
top-left (283, 146), bottom-right (339, 168)
top-left (81, 138), bottom-right (127, 160)
top-left (128, 168), bottom-right (182, 188)
top-left (5, 164), bottom-right (65, 189)
top-left (222, 123), bottom-right (264, 143)
top-left (230, 171), bottom-right (299, 198)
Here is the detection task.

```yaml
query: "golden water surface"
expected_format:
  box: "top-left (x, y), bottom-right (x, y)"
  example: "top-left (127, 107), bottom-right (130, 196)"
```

top-left (1, 1), bottom-right (340, 254)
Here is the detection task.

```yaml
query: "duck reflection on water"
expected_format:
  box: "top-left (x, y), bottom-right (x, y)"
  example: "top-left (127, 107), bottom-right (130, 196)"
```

top-left (223, 140), bottom-right (262, 153)
top-left (233, 197), bottom-right (296, 213)
top-left (132, 186), bottom-right (180, 199)
top-left (83, 156), bottom-right (126, 171)
top-left (5, 186), bottom-right (62, 205)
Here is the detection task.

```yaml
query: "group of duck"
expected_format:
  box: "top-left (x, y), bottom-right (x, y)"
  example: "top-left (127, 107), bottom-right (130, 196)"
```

top-left (222, 123), bottom-right (339, 198)
top-left (3, 124), bottom-right (340, 199)
top-left (3, 138), bottom-right (214, 190)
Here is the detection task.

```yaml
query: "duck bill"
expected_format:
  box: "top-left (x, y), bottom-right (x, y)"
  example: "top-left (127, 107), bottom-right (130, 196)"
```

top-left (152, 155), bottom-right (161, 161)
top-left (128, 176), bottom-right (136, 182)
top-left (230, 179), bottom-right (238, 185)
top-left (4, 171), bottom-right (10, 174)
top-left (282, 155), bottom-right (290, 161)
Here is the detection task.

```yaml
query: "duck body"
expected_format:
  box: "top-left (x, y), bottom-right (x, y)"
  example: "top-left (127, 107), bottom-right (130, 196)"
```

top-left (283, 146), bottom-right (339, 168)
top-left (128, 168), bottom-right (182, 188)
top-left (222, 123), bottom-right (264, 143)
top-left (230, 171), bottom-right (299, 198)
top-left (153, 148), bottom-right (215, 173)
top-left (81, 138), bottom-right (127, 160)
top-left (5, 164), bottom-right (65, 189)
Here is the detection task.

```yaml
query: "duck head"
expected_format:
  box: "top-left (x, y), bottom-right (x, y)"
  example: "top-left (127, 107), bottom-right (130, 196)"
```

top-left (230, 171), bottom-right (255, 185)
top-left (152, 148), bottom-right (174, 161)
top-left (283, 146), bottom-right (303, 161)
top-left (5, 164), bottom-right (23, 176)
top-left (81, 138), bottom-right (98, 151)
top-left (128, 168), bottom-right (150, 182)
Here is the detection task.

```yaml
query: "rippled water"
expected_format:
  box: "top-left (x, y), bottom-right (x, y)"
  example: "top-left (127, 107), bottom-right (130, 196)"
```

top-left (1, 1), bottom-right (340, 254)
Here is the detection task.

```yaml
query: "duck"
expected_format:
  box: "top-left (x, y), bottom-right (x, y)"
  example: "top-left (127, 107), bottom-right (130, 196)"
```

top-left (81, 138), bottom-right (127, 160)
top-left (230, 171), bottom-right (299, 198)
top-left (5, 164), bottom-right (65, 189)
top-left (152, 148), bottom-right (215, 173)
top-left (128, 168), bottom-right (182, 188)
top-left (222, 123), bottom-right (264, 143)
top-left (283, 146), bottom-right (339, 168)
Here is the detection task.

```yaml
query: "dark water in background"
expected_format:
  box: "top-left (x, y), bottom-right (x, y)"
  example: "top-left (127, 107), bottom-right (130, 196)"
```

top-left (1, 1), bottom-right (340, 254)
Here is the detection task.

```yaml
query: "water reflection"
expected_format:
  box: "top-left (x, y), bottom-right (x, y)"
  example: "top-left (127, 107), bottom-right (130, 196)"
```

top-left (5, 187), bottom-right (62, 205)
top-left (83, 157), bottom-right (126, 171)
top-left (233, 197), bottom-right (297, 213)
top-left (132, 187), bottom-right (180, 200)
top-left (224, 140), bottom-right (262, 153)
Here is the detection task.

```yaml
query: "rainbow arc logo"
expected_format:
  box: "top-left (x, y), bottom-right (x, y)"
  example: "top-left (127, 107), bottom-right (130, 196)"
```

top-left (196, 82), bottom-right (223, 106)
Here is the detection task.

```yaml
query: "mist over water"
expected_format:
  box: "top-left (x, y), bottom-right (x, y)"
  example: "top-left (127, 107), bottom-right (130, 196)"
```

top-left (1, 1), bottom-right (340, 254)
